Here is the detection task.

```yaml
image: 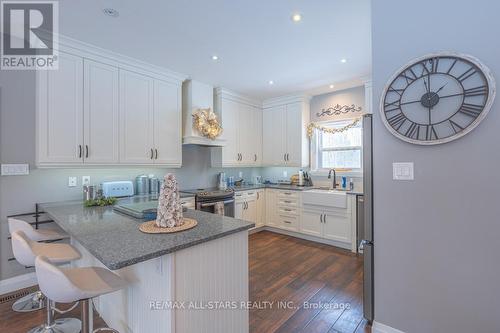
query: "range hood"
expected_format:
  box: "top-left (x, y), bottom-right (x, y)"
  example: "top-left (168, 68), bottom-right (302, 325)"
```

top-left (182, 80), bottom-right (226, 147)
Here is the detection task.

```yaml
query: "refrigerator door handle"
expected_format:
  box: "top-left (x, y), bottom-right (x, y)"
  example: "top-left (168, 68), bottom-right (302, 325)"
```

top-left (359, 239), bottom-right (373, 251)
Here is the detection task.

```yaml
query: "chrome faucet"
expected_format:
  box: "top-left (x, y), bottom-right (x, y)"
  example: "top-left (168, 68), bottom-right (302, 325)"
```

top-left (328, 169), bottom-right (337, 189)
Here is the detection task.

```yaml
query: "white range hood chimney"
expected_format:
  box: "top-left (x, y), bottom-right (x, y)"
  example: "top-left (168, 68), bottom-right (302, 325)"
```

top-left (182, 80), bottom-right (226, 147)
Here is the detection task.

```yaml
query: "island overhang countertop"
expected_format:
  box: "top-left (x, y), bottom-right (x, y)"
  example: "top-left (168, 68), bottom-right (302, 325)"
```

top-left (39, 197), bottom-right (254, 270)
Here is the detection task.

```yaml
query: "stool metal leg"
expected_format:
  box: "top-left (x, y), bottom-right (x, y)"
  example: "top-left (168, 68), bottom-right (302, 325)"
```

top-left (12, 290), bottom-right (45, 312)
top-left (82, 298), bottom-right (120, 333)
top-left (28, 299), bottom-right (81, 333)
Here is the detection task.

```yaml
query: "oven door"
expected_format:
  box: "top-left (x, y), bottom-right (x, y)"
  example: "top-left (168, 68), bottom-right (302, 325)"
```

top-left (196, 199), bottom-right (235, 217)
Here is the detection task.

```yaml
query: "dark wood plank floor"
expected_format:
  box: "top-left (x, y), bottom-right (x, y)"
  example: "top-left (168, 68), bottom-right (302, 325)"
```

top-left (1, 231), bottom-right (369, 333)
top-left (249, 231), bottom-right (370, 333)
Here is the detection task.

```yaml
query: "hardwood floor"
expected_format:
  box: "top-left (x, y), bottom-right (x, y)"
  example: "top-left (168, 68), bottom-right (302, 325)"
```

top-left (0, 287), bottom-right (107, 333)
top-left (1, 231), bottom-right (369, 333)
top-left (249, 231), bottom-right (370, 333)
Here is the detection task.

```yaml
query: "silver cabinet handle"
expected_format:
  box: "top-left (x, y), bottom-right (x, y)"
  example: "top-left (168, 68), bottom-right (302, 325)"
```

top-left (254, 154), bottom-right (257, 162)
top-left (324, 214), bottom-right (327, 224)
top-left (284, 208), bottom-right (292, 212)
top-left (284, 200), bottom-right (291, 203)
top-left (85, 145), bottom-right (89, 158)
top-left (155, 149), bottom-right (158, 159)
top-left (257, 192), bottom-right (259, 200)
top-left (320, 214), bottom-right (323, 223)
top-left (284, 153), bottom-right (286, 162)
top-left (284, 220), bottom-right (292, 224)
top-left (78, 145), bottom-right (82, 158)
top-left (286, 153), bottom-right (289, 161)
top-left (150, 149), bottom-right (154, 159)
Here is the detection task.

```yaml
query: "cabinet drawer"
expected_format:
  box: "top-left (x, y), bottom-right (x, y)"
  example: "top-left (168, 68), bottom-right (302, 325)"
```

top-left (278, 206), bottom-right (299, 216)
top-left (278, 197), bottom-right (299, 207)
top-left (278, 214), bottom-right (299, 231)
top-left (277, 191), bottom-right (300, 200)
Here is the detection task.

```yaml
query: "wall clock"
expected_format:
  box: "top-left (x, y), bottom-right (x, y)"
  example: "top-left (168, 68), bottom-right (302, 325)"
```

top-left (380, 52), bottom-right (496, 145)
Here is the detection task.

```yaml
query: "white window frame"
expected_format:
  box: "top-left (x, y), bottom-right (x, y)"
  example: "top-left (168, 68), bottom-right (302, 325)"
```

top-left (310, 119), bottom-right (363, 177)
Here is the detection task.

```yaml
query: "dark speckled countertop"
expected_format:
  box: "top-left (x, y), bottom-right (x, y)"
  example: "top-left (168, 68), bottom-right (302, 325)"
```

top-left (40, 196), bottom-right (254, 270)
top-left (229, 184), bottom-right (363, 195)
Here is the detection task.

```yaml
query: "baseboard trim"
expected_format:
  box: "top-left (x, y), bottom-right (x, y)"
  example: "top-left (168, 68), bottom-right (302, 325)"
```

top-left (372, 321), bottom-right (406, 333)
top-left (260, 226), bottom-right (354, 251)
top-left (0, 272), bottom-right (37, 296)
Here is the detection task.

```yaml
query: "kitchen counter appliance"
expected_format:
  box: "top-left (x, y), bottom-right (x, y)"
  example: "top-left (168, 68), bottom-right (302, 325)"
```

top-left (181, 188), bottom-right (235, 217)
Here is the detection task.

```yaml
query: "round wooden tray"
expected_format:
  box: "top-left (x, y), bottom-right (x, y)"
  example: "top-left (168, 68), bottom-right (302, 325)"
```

top-left (139, 218), bottom-right (197, 234)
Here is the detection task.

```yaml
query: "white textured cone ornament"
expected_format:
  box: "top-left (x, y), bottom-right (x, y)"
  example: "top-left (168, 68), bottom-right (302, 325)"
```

top-left (155, 174), bottom-right (184, 228)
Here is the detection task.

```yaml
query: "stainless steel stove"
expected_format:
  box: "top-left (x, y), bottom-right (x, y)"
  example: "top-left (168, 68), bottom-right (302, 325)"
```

top-left (180, 188), bottom-right (235, 217)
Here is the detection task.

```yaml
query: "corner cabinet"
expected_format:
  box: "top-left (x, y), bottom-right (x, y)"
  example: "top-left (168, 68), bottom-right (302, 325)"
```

top-left (36, 41), bottom-right (185, 168)
top-left (262, 95), bottom-right (310, 167)
top-left (211, 89), bottom-right (263, 167)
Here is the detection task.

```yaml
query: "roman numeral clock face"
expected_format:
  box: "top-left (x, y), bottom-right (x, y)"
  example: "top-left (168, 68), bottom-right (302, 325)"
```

top-left (381, 53), bottom-right (496, 145)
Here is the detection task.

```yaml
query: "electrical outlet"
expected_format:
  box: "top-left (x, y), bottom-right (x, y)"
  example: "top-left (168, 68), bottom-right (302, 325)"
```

top-left (82, 176), bottom-right (91, 186)
top-left (68, 176), bottom-right (77, 187)
top-left (283, 170), bottom-right (288, 178)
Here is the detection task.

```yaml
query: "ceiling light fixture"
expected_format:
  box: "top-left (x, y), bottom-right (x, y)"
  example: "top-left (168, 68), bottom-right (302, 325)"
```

top-left (103, 8), bottom-right (119, 18)
top-left (329, 84), bottom-right (335, 89)
top-left (268, 80), bottom-right (274, 85)
top-left (212, 55), bottom-right (219, 61)
top-left (340, 58), bottom-right (347, 63)
top-left (291, 13), bottom-right (302, 22)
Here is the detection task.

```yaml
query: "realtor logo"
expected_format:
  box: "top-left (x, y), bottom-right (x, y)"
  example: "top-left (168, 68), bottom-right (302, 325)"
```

top-left (1, 1), bottom-right (58, 70)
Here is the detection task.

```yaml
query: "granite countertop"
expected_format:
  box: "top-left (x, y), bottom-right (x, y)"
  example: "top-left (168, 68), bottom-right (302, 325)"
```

top-left (230, 184), bottom-right (363, 195)
top-left (40, 197), bottom-right (254, 270)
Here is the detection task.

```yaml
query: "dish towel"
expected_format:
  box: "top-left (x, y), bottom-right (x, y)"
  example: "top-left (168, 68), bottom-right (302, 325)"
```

top-left (214, 201), bottom-right (225, 216)
top-left (156, 174), bottom-right (184, 228)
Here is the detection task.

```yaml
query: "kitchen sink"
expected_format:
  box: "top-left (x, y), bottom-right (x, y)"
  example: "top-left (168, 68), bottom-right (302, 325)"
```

top-left (302, 188), bottom-right (348, 208)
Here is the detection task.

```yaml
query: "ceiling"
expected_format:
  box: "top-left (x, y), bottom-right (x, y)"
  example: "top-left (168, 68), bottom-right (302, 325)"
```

top-left (58, 0), bottom-right (371, 100)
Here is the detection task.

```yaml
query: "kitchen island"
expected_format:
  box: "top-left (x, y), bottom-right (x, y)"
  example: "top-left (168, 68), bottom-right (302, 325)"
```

top-left (40, 196), bottom-right (254, 333)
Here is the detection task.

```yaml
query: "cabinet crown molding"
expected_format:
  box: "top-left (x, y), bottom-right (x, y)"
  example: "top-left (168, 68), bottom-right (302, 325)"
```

top-left (263, 94), bottom-right (312, 109)
top-left (215, 87), bottom-right (262, 108)
top-left (55, 33), bottom-right (188, 83)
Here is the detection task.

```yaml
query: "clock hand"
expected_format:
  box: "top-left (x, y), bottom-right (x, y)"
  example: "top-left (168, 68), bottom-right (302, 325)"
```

top-left (435, 83), bottom-right (448, 95)
top-left (400, 91), bottom-right (464, 106)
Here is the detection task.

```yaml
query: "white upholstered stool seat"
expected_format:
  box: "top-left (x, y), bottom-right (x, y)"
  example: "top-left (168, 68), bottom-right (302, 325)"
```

top-left (9, 218), bottom-right (68, 242)
top-left (36, 256), bottom-right (127, 333)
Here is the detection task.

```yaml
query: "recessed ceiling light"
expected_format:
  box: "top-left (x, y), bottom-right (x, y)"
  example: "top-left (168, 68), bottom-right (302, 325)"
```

top-left (211, 55), bottom-right (219, 61)
top-left (291, 13), bottom-right (302, 22)
top-left (340, 58), bottom-right (347, 63)
top-left (103, 8), bottom-right (119, 18)
top-left (329, 84), bottom-right (335, 89)
top-left (268, 80), bottom-right (274, 85)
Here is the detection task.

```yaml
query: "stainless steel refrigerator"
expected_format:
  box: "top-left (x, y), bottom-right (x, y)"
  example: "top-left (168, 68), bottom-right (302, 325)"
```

top-left (361, 114), bottom-right (374, 322)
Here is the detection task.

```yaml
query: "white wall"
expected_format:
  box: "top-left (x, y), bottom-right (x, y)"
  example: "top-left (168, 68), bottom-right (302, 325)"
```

top-left (372, 1), bottom-right (500, 332)
top-left (310, 86), bottom-right (365, 122)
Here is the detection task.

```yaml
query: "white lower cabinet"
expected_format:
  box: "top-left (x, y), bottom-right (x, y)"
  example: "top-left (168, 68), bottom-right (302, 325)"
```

top-left (255, 189), bottom-right (265, 227)
top-left (262, 189), bottom-right (355, 250)
top-left (235, 191), bottom-right (258, 226)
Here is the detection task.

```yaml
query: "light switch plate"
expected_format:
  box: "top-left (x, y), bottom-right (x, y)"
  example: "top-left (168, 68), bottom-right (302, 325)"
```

top-left (1, 164), bottom-right (29, 176)
top-left (393, 162), bottom-right (414, 180)
top-left (68, 176), bottom-right (77, 187)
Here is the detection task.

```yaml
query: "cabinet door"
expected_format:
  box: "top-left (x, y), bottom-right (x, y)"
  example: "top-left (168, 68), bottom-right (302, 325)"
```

top-left (263, 105), bottom-right (286, 165)
top-left (255, 190), bottom-right (265, 226)
top-left (265, 189), bottom-right (279, 227)
top-left (37, 52), bottom-right (83, 165)
top-left (243, 199), bottom-right (257, 223)
top-left (220, 98), bottom-right (240, 166)
top-left (83, 59), bottom-right (119, 164)
top-left (154, 79), bottom-right (182, 166)
top-left (235, 201), bottom-right (244, 220)
top-left (323, 213), bottom-right (351, 243)
top-left (285, 102), bottom-right (303, 166)
top-left (119, 69), bottom-right (154, 164)
top-left (253, 106), bottom-right (263, 166)
top-left (300, 210), bottom-right (323, 237)
top-left (239, 104), bottom-right (255, 165)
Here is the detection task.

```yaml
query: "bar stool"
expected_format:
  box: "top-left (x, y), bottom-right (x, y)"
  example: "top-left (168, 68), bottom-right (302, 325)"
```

top-left (11, 230), bottom-right (82, 333)
top-left (8, 217), bottom-right (69, 313)
top-left (35, 255), bottom-right (128, 333)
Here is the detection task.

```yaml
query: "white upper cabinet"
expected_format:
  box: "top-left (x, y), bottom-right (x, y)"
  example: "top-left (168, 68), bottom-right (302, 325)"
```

top-left (153, 79), bottom-right (182, 166)
top-left (83, 59), bottom-right (119, 164)
top-left (37, 51), bottom-right (84, 165)
top-left (36, 38), bottom-right (185, 167)
top-left (262, 95), bottom-right (310, 167)
top-left (211, 89), bottom-right (262, 167)
top-left (119, 69), bottom-right (155, 164)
